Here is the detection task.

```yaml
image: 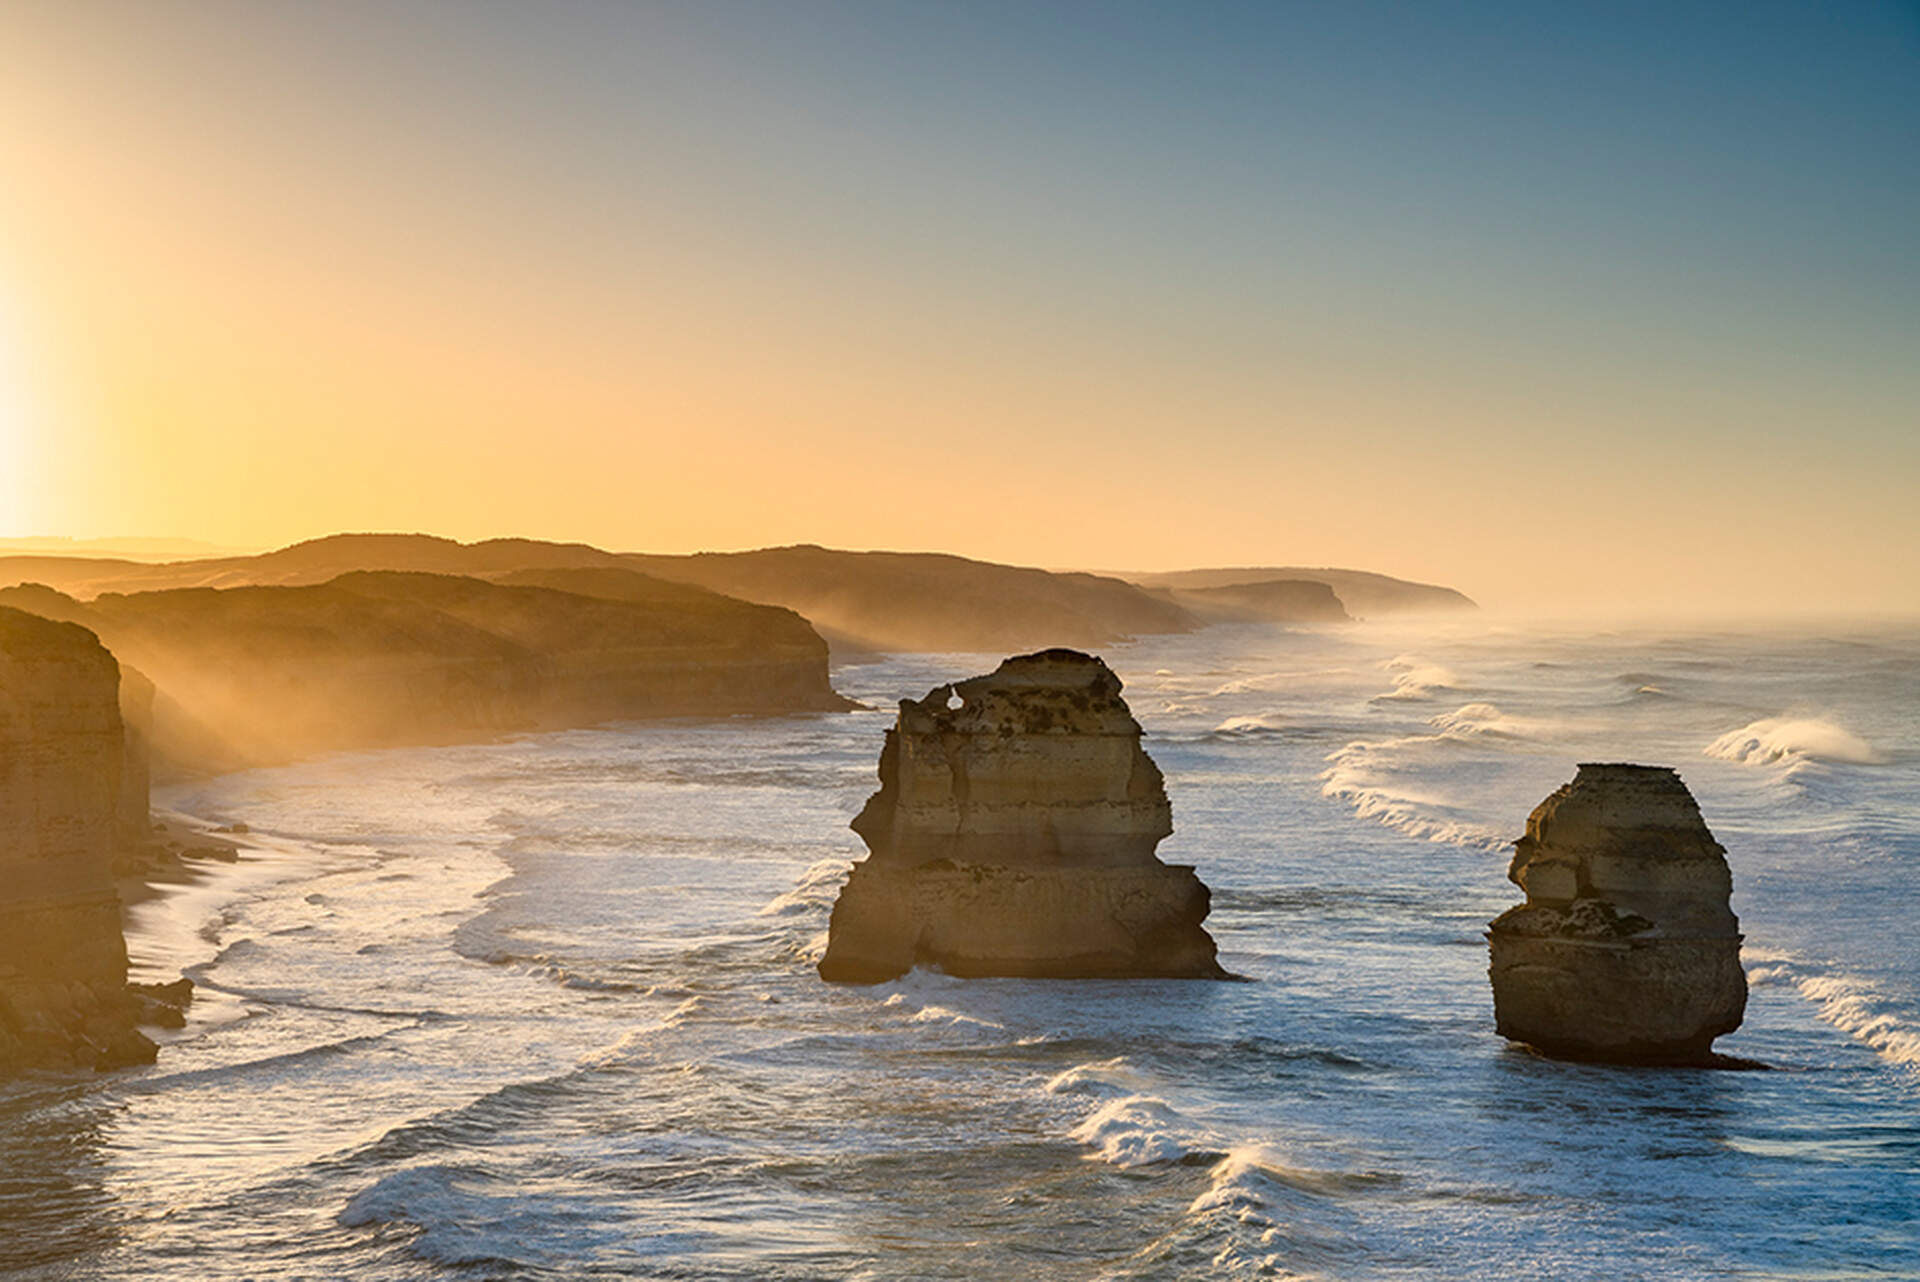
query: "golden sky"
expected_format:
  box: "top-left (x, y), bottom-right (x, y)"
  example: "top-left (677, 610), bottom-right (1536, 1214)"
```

top-left (3, 3), bottom-right (1916, 614)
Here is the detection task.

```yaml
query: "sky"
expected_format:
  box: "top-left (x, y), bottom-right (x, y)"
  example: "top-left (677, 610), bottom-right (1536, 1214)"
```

top-left (1, 0), bottom-right (1916, 614)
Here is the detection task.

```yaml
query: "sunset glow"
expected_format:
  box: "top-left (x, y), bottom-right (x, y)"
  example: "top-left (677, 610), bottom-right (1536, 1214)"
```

top-left (3, 7), bottom-right (1919, 1279)
top-left (0, 3), bottom-right (1913, 613)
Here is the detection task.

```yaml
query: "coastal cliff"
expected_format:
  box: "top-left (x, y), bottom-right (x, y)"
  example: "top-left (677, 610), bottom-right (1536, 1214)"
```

top-left (819, 650), bottom-right (1225, 982)
top-left (1162, 578), bottom-right (1351, 624)
top-left (624, 547), bottom-right (1197, 656)
top-left (0, 608), bottom-right (154, 1072)
top-left (0, 534), bottom-right (1481, 655)
top-left (0, 535), bottom-right (1201, 656)
top-left (0, 570), bottom-right (848, 774)
top-left (1127, 566), bottom-right (1475, 616)
top-left (1487, 764), bottom-right (1747, 1065)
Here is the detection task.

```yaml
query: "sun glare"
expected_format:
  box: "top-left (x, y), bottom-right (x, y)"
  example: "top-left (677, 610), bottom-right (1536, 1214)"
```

top-left (0, 289), bottom-right (35, 536)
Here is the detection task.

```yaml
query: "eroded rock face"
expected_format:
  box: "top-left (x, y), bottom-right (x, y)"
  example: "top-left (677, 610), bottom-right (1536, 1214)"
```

top-left (1487, 763), bottom-right (1746, 1064)
top-left (819, 649), bottom-right (1224, 982)
top-left (0, 607), bottom-right (155, 1073)
top-left (0, 570), bottom-right (848, 775)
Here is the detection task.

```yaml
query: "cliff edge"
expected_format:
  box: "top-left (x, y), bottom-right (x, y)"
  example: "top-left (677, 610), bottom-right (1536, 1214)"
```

top-left (0, 570), bottom-right (848, 774)
top-left (0, 607), bottom-right (155, 1072)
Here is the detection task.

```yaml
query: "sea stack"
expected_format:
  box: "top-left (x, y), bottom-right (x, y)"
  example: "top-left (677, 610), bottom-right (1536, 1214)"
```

top-left (0, 607), bottom-right (155, 1072)
top-left (1487, 763), bottom-right (1747, 1065)
top-left (819, 649), bottom-right (1225, 983)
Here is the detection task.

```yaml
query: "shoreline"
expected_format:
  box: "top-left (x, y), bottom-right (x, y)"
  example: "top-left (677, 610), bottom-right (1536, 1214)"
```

top-left (116, 812), bottom-right (248, 916)
top-left (116, 809), bottom-right (305, 1031)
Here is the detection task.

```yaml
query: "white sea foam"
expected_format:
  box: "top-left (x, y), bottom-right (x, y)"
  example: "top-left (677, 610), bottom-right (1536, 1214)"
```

top-left (756, 858), bottom-right (852, 917)
top-left (1706, 717), bottom-right (1885, 768)
top-left (1214, 713), bottom-right (1288, 735)
top-left (1319, 740), bottom-right (1509, 849)
top-left (1747, 959), bottom-right (1920, 1067)
top-left (874, 989), bottom-right (1004, 1031)
top-left (1372, 655), bottom-right (1462, 703)
top-left (906, 1003), bottom-right (1004, 1031)
top-left (1068, 1093), bottom-right (1206, 1166)
top-left (1427, 701), bottom-right (1546, 742)
top-left (1044, 1056), bottom-right (1151, 1097)
top-left (1188, 1143), bottom-right (1394, 1216)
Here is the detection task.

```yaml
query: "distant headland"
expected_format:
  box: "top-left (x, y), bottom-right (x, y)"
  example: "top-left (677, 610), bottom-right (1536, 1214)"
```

top-left (0, 533), bottom-right (1475, 655)
top-left (0, 533), bottom-right (1473, 775)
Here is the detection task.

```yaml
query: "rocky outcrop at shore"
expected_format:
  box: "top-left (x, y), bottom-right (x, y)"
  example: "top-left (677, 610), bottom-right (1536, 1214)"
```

top-left (0, 607), bottom-right (156, 1072)
top-left (819, 649), bottom-right (1225, 983)
top-left (1487, 763), bottom-right (1747, 1065)
top-left (0, 569), bottom-right (849, 774)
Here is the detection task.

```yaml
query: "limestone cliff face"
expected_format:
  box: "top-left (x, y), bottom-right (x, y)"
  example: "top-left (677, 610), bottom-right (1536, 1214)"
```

top-left (1167, 578), bottom-right (1351, 625)
top-left (820, 650), bottom-right (1224, 982)
top-left (117, 667), bottom-right (155, 848)
top-left (1487, 764), bottom-right (1746, 1064)
top-left (0, 570), bottom-right (848, 775)
top-left (0, 607), bottom-right (152, 1072)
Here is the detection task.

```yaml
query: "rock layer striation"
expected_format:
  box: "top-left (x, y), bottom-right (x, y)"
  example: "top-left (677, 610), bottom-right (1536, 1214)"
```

top-left (819, 649), bottom-right (1224, 982)
top-left (0, 607), bottom-right (155, 1072)
top-left (1487, 763), bottom-right (1747, 1064)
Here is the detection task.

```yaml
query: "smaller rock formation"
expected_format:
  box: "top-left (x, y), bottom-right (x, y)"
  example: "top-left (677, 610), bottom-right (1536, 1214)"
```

top-left (819, 649), bottom-right (1225, 983)
top-left (1487, 763), bottom-right (1747, 1065)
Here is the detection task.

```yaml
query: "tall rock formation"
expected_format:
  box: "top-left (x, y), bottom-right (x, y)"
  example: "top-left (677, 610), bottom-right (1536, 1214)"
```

top-left (819, 649), bottom-right (1225, 983)
top-left (0, 607), bottom-right (154, 1072)
top-left (1487, 763), bottom-right (1747, 1064)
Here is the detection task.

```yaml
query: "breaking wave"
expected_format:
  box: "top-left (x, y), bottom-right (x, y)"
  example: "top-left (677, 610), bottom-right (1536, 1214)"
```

top-left (1748, 959), bottom-right (1920, 1067)
top-left (756, 858), bottom-right (852, 917)
top-left (1427, 702), bottom-right (1545, 743)
top-left (1319, 740), bottom-right (1510, 849)
top-left (1212, 713), bottom-right (1289, 736)
top-left (1705, 717), bottom-right (1885, 769)
top-left (1371, 655), bottom-right (1463, 703)
top-left (1068, 1093), bottom-right (1210, 1167)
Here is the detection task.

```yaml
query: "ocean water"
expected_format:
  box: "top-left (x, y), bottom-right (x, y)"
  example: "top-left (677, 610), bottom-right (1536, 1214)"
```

top-left (2, 619), bottom-right (1917, 1280)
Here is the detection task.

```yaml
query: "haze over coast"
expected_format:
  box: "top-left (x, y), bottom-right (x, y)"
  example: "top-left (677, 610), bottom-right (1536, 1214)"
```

top-left (1, 3), bottom-right (1916, 1279)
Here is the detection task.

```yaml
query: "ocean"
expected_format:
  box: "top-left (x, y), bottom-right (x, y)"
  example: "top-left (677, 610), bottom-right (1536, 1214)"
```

top-left (2, 618), bottom-right (1915, 1279)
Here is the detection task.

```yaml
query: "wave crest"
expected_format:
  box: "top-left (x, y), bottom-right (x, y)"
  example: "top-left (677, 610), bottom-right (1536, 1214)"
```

top-left (1748, 958), bottom-right (1920, 1066)
top-left (1068, 1093), bottom-right (1208, 1167)
top-left (1372, 655), bottom-right (1462, 703)
top-left (757, 858), bottom-right (852, 917)
top-left (1427, 702), bottom-right (1542, 742)
top-left (1705, 717), bottom-right (1885, 768)
top-left (1319, 741), bottom-right (1509, 849)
